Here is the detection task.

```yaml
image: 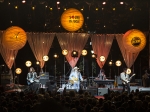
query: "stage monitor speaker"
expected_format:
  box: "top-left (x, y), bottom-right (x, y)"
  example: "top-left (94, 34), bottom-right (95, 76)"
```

top-left (98, 88), bottom-right (108, 96)
top-left (139, 87), bottom-right (150, 93)
top-left (39, 72), bottom-right (49, 85)
top-left (130, 86), bottom-right (139, 92)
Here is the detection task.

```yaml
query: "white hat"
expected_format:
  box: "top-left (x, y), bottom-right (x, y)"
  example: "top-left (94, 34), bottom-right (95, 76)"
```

top-left (73, 66), bottom-right (79, 70)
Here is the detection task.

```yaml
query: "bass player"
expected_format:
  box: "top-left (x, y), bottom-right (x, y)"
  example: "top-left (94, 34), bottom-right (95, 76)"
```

top-left (26, 67), bottom-right (40, 92)
top-left (120, 68), bottom-right (135, 94)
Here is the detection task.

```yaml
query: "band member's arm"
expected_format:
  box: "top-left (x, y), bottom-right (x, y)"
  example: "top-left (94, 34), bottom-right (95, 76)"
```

top-left (120, 73), bottom-right (128, 83)
top-left (79, 73), bottom-right (83, 81)
top-left (26, 73), bottom-right (30, 81)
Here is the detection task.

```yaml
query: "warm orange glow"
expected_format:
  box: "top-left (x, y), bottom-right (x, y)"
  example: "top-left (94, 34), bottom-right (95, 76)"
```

top-left (2, 26), bottom-right (27, 50)
top-left (123, 29), bottom-right (146, 53)
top-left (61, 8), bottom-right (84, 32)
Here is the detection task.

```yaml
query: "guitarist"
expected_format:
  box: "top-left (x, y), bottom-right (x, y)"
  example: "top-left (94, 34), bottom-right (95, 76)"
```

top-left (26, 67), bottom-right (40, 91)
top-left (120, 68), bottom-right (135, 94)
top-left (69, 66), bottom-right (83, 92)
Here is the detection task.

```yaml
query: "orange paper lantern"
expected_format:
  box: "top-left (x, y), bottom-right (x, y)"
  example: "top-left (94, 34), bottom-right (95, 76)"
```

top-left (61, 8), bottom-right (84, 32)
top-left (123, 29), bottom-right (146, 53)
top-left (2, 26), bottom-right (27, 50)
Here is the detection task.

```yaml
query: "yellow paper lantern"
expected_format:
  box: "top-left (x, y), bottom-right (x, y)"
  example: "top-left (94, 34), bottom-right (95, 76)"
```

top-left (15, 68), bottom-right (22, 74)
top-left (100, 56), bottom-right (105, 62)
top-left (2, 26), bottom-right (27, 50)
top-left (123, 29), bottom-right (146, 53)
top-left (82, 49), bottom-right (87, 56)
top-left (61, 8), bottom-right (84, 32)
top-left (25, 61), bottom-right (32, 67)
top-left (115, 60), bottom-right (122, 67)
top-left (43, 55), bottom-right (49, 61)
top-left (62, 49), bottom-right (68, 56)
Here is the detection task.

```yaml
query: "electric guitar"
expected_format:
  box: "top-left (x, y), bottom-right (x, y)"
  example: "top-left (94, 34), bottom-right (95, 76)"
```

top-left (122, 73), bottom-right (136, 84)
top-left (27, 73), bottom-right (45, 85)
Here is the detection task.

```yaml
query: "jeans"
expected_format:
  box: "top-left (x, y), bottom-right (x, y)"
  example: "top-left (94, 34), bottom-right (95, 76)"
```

top-left (73, 81), bottom-right (80, 92)
top-left (122, 83), bottom-right (130, 94)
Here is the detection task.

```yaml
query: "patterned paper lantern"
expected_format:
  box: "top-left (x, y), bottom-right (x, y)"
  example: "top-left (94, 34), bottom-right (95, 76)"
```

top-left (123, 29), bottom-right (146, 53)
top-left (2, 26), bottom-right (27, 50)
top-left (25, 61), bottom-right (32, 67)
top-left (61, 8), bottom-right (84, 32)
top-left (82, 49), bottom-right (87, 56)
top-left (15, 68), bottom-right (22, 74)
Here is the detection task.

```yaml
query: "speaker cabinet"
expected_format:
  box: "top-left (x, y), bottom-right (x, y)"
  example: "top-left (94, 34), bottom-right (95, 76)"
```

top-left (130, 86), bottom-right (139, 92)
top-left (139, 87), bottom-right (150, 93)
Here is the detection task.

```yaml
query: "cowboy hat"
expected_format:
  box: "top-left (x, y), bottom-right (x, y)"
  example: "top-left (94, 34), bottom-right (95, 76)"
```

top-left (73, 66), bottom-right (79, 70)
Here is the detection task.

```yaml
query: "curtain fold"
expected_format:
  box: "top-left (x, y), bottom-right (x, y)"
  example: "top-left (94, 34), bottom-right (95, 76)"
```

top-left (56, 33), bottom-right (89, 68)
top-left (27, 32), bottom-right (55, 69)
top-left (0, 31), bottom-right (18, 69)
top-left (115, 34), bottom-right (139, 68)
top-left (91, 34), bottom-right (114, 68)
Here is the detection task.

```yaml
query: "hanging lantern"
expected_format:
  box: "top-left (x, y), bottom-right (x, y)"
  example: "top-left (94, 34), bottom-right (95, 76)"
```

top-left (126, 68), bottom-right (131, 74)
top-left (82, 49), bottom-right (87, 56)
top-left (115, 60), bottom-right (122, 67)
top-left (43, 55), bottom-right (49, 61)
top-left (62, 49), bottom-right (68, 56)
top-left (15, 68), bottom-right (22, 74)
top-left (25, 61), bottom-right (32, 67)
top-left (61, 8), bottom-right (84, 32)
top-left (123, 29), bottom-right (146, 53)
top-left (100, 56), bottom-right (105, 62)
top-left (2, 26), bottom-right (27, 50)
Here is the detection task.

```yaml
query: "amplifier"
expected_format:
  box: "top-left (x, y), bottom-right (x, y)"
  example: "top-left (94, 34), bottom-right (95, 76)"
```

top-left (130, 86), bottom-right (139, 92)
top-left (98, 88), bottom-right (108, 96)
top-left (139, 87), bottom-right (150, 93)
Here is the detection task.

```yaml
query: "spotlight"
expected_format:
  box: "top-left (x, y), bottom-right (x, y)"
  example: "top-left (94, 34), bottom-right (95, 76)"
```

top-left (71, 50), bottom-right (78, 57)
top-left (102, 2), bottom-right (106, 5)
top-left (22, 0), bottom-right (26, 3)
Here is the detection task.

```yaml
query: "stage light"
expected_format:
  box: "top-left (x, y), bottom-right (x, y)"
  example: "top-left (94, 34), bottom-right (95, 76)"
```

top-left (36, 61), bottom-right (40, 65)
top-left (113, 8), bottom-right (115, 11)
top-left (102, 2), bottom-right (106, 5)
top-left (92, 54), bottom-right (97, 58)
top-left (32, 6), bottom-right (35, 10)
top-left (15, 6), bottom-right (18, 9)
top-left (57, 1), bottom-right (60, 4)
top-left (54, 54), bottom-right (59, 58)
top-left (22, 0), bottom-right (26, 3)
top-left (91, 50), bottom-right (94, 54)
top-left (130, 8), bottom-right (132, 11)
top-left (96, 8), bottom-right (98, 11)
top-left (49, 7), bottom-right (53, 10)
top-left (71, 50), bottom-right (78, 57)
top-left (120, 2), bottom-right (124, 4)
top-left (109, 61), bottom-right (113, 66)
